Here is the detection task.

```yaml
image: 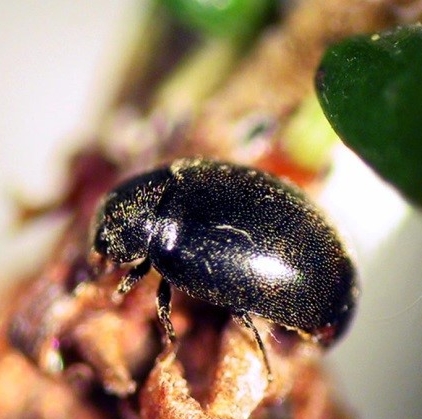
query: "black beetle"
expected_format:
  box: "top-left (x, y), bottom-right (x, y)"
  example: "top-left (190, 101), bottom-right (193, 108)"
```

top-left (90, 157), bottom-right (358, 375)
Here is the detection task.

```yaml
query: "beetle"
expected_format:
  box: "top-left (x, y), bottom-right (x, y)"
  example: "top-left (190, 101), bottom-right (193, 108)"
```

top-left (90, 157), bottom-right (358, 375)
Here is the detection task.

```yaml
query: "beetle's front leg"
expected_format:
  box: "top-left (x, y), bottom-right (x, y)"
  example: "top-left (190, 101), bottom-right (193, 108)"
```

top-left (117, 258), bottom-right (152, 294)
top-left (156, 278), bottom-right (176, 344)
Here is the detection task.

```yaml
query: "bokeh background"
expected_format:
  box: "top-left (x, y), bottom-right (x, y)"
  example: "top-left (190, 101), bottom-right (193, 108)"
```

top-left (1, 2), bottom-right (422, 418)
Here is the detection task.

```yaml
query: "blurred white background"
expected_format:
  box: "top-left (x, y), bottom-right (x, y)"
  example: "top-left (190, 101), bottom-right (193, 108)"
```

top-left (1, 2), bottom-right (422, 418)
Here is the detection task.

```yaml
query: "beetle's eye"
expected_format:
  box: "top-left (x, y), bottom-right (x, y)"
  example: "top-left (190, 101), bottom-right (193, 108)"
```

top-left (94, 227), bottom-right (109, 256)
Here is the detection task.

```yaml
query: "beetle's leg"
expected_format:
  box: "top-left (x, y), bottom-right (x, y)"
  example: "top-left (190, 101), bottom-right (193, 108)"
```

top-left (232, 311), bottom-right (273, 381)
top-left (156, 278), bottom-right (176, 344)
top-left (117, 258), bottom-right (152, 294)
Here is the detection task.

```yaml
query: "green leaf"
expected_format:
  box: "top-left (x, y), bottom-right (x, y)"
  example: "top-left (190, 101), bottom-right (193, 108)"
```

top-left (316, 24), bottom-right (422, 206)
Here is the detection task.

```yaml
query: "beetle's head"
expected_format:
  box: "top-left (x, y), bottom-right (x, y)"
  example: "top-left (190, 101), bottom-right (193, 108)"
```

top-left (90, 167), bottom-right (169, 268)
top-left (91, 190), bottom-right (154, 265)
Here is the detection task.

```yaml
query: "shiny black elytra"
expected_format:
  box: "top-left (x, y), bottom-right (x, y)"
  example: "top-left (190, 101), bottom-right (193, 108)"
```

top-left (91, 157), bottom-right (358, 375)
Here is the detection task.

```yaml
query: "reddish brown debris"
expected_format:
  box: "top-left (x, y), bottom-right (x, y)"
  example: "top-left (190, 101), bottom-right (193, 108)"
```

top-left (15, 147), bottom-right (120, 225)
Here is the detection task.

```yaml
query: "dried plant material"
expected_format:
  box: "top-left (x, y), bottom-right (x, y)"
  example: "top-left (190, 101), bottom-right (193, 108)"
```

top-left (72, 311), bottom-right (137, 396)
top-left (68, 273), bottom-right (162, 396)
top-left (0, 351), bottom-right (102, 419)
top-left (140, 350), bottom-right (213, 419)
top-left (138, 317), bottom-right (354, 419)
top-left (205, 321), bottom-right (269, 419)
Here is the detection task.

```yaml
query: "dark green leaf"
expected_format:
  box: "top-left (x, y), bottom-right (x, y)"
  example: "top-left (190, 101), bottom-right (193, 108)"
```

top-left (316, 25), bottom-right (422, 205)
